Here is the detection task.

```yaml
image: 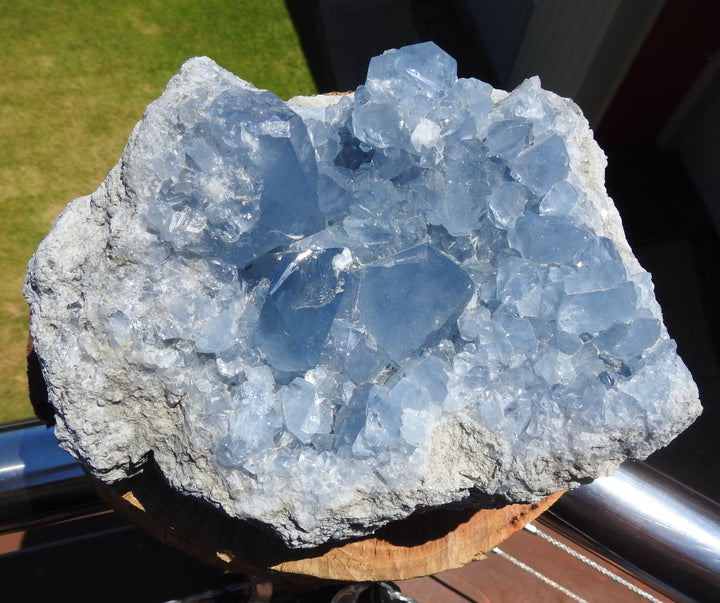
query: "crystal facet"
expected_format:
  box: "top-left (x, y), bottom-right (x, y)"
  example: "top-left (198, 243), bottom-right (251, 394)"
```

top-left (357, 245), bottom-right (473, 364)
top-left (254, 248), bottom-right (345, 372)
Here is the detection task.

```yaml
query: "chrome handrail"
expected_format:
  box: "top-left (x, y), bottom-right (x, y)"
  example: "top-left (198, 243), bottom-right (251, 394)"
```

top-left (0, 420), bottom-right (99, 531)
top-left (545, 459), bottom-right (720, 602)
top-left (1, 420), bottom-right (719, 601)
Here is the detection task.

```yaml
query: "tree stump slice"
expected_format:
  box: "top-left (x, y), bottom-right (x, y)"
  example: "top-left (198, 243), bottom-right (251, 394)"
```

top-left (88, 465), bottom-right (563, 583)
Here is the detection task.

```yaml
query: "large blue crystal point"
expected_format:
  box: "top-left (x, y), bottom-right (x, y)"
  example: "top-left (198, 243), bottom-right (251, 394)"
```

top-left (134, 82), bottom-right (324, 270)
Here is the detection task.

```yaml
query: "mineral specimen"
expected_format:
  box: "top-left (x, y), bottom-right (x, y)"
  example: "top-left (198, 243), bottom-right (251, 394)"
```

top-left (25, 42), bottom-right (701, 548)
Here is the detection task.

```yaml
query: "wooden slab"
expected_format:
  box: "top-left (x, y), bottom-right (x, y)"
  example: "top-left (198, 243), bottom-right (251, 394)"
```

top-left (89, 464), bottom-right (563, 583)
top-left (269, 492), bottom-right (564, 581)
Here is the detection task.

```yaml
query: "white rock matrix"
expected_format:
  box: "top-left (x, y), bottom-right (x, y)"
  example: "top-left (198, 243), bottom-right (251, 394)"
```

top-left (25, 43), bottom-right (701, 547)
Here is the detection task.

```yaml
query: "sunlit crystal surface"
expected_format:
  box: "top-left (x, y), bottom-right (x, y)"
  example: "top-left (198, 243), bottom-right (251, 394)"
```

top-left (26, 42), bottom-right (700, 547)
top-left (119, 42), bottom-right (686, 475)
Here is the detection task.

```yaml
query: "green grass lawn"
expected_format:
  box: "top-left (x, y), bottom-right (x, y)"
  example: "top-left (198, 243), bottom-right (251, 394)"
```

top-left (0, 0), bottom-right (316, 423)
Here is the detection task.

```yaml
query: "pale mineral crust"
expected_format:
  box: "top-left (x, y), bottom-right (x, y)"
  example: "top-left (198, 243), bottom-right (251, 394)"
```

top-left (25, 43), bottom-right (701, 548)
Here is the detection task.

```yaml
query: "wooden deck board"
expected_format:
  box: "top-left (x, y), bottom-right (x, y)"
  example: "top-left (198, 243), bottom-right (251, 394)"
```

top-left (500, 523), bottom-right (673, 602)
top-left (1, 512), bottom-right (677, 601)
top-left (403, 554), bottom-right (571, 603)
top-left (398, 522), bottom-right (674, 602)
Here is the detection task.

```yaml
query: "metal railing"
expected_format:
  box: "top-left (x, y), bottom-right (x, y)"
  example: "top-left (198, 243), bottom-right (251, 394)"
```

top-left (0, 420), bottom-right (100, 531)
top-left (545, 460), bottom-right (720, 602)
top-left (1, 420), bottom-right (719, 601)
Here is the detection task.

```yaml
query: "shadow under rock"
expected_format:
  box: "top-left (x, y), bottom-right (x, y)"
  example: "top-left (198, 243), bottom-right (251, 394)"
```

top-left (91, 458), bottom-right (508, 570)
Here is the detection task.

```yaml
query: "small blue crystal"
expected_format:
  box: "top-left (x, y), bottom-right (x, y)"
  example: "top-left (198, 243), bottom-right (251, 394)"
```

top-left (354, 385), bottom-right (402, 454)
top-left (539, 181), bottom-right (579, 216)
top-left (557, 282), bottom-right (637, 334)
top-left (352, 92), bottom-right (405, 150)
top-left (366, 41), bottom-right (458, 90)
top-left (496, 255), bottom-right (543, 306)
top-left (280, 377), bottom-right (333, 443)
top-left (195, 310), bottom-right (238, 354)
top-left (487, 181), bottom-right (530, 229)
top-left (508, 212), bottom-right (591, 264)
top-left (333, 384), bottom-right (371, 448)
top-left (428, 144), bottom-right (504, 235)
top-left (330, 320), bottom-right (390, 383)
top-left (485, 118), bottom-right (532, 160)
top-left (509, 134), bottom-right (569, 195)
top-left (564, 236), bottom-right (627, 294)
top-left (595, 318), bottom-right (661, 358)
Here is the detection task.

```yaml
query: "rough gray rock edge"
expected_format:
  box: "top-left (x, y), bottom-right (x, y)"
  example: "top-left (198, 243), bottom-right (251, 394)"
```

top-left (25, 56), bottom-right (702, 548)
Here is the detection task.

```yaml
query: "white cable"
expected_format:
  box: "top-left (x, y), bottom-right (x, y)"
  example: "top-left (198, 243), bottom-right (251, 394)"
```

top-left (524, 523), bottom-right (664, 603)
top-left (492, 546), bottom-right (590, 602)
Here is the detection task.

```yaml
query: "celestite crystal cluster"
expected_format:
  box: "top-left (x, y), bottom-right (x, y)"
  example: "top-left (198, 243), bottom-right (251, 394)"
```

top-left (25, 43), bottom-right (701, 547)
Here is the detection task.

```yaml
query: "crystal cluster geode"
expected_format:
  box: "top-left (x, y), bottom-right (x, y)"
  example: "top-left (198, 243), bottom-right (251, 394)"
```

top-left (25, 42), bottom-right (701, 547)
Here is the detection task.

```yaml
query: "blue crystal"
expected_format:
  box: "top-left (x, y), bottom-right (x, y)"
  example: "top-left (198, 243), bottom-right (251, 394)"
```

top-left (487, 181), bottom-right (531, 229)
top-left (508, 212), bottom-right (591, 264)
top-left (539, 181), bottom-right (579, 216)
top-left (388, 370), bottom-right (444, 447)
top-left (509, 134), bottom-right (569, 195)
top-left (357, 245), bottom-right (474, 363)
top-left (454, 78), bottom-right (494, 129)
top-left (329, 319), bottom-right (390, 383)
top-left (496, 255), bottom-right (543, 306)
top-left (352, 90), bottom-right (405, 150)
top-left (195, 310), bottom-right (238, 354)
top-left (557, 282), bottom-right (637, 334)
top-left (353, 43), bottom-right (458, 157)
top-left (499, 76), bottom-right (558, 135)
top-left (366, 41), bottom-right (457, 90)
top-left (485, 118), bottom-right (532, 160)
top-left (595, 318), bottom-right (661, 358)
top-left (550, 330), bottom-right (582, 355)
top-left (333, 384), bottom-right (371, 448)
top-left (139, 85), bottom-right (325, 270)
top-left (427, 224), bottom-right (475, 263)
top-left (564, 236), bottom-right (627, 294)
top-left (495, 306), bottom-right (537, 353)
top-left (354, 385), bottom-right (402, 454)
top-left (428, 143), bottom-right (504, 236)
top-left (280, 377), bottom-right (333, 443)
top-left (253, 248), bottom-right (345, 372)
top-left (404, 357), bottom-right (449, 403)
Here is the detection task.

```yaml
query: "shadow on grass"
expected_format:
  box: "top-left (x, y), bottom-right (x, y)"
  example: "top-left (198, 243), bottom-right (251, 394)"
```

top-left (284, 0), bottom-right (337, 93)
